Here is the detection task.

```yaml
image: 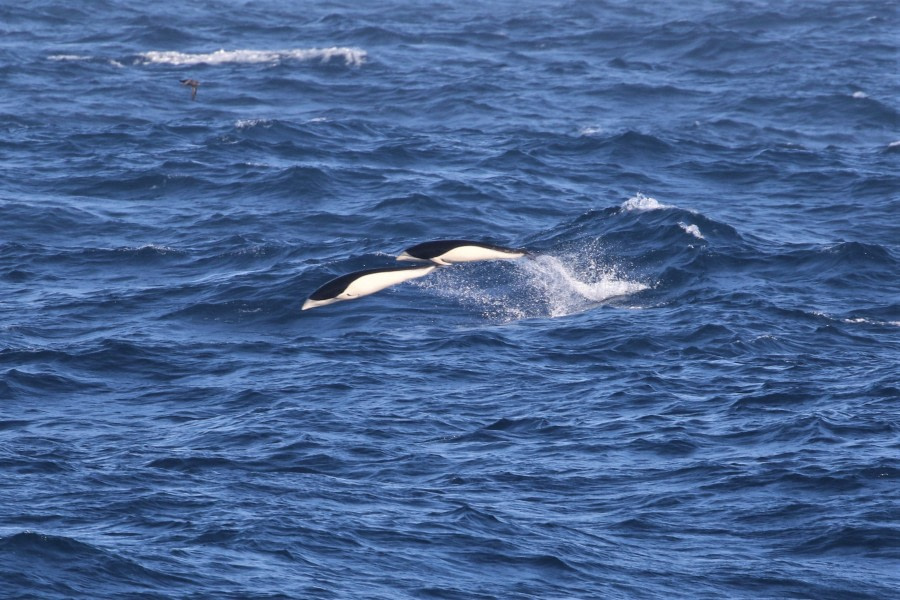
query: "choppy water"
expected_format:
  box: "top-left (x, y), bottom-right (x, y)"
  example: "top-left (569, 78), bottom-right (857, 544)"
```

top-left (2, 1), bottom-right (899, 598)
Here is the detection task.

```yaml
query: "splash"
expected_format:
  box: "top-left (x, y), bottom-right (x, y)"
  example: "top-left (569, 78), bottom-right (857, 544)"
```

top-left (620, 193), bottom-right (671, 212)
top-left (416, 251), bottom-right (648, 321)
top-left (521, 254), bottom-right (648, 318)
top-left (137, 47), bottom-right (367, 67)
top-left (678, 222), bottom-right (704, 239)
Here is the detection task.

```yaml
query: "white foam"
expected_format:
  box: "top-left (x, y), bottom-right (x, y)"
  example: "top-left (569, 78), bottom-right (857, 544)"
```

top-left (524, 255), bottom-right (648, 318)
top-left (579, 125), bottom-right (603, 137)
top-left (679, 222), bottom-right (704, 239)
top-left (814, 310), bottom-right (899, 328)
top-left (620, 193), bottom-right (671, 212)
top-left (852, 91), bottom-right (868, 99)
top-left (843, 317), bottom-right (900, 328)
top-left (888, 140), bottom-right (900, 149)
top-left (235, 118), bottom-right (273, 130)
top-left (48, 54), bottom-right (91, 61)
top-left (137, 47), bottom-right (367, 67)
top-left (417, 250), bottom-right (648, 321)
top-left (47, 54), bottom-right (123, 67)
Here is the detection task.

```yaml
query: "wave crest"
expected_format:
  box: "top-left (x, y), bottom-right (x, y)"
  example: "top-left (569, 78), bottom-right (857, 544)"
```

top-left (620, 193), bottom-right (672, 212)
top-left (137, 47), bottom-right (367, 67)
top-left (679, 222), bottom-right (704, 239)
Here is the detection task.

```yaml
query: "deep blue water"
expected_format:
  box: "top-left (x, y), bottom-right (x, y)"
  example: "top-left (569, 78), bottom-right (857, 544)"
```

top-left (2, 1), bottom-right (899, 598)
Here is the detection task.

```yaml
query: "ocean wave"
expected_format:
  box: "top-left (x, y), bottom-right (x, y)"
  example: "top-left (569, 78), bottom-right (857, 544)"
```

top-left (1, 368), bottom-right (104, 398)
top-left (794, 523), bottom-right (900, 557)
top-left (235, 118), bottom-right (275, 130)
top-left (47, 54), bottom-right (92, 61)
top-left (578, 125), bottom-right (604, 137)
top-left (777, 242), bottom-right (896, 277)
top-left (678, 222), bottom-right (704, 239)
top-left (136, 47), bottom-right (367, 67)
top-left (0, 531), bottom-right (191, 593)
top-left (620, 193), bottom-right (673, 212)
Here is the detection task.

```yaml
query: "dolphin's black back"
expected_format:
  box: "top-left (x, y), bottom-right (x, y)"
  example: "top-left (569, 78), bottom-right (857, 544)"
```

top-left (404, 239), bottom-right (517, 259)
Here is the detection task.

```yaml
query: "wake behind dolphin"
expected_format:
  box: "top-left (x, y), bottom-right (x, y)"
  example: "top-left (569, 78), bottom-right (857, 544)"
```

top-left (413, 252), bottom-right (649, 321)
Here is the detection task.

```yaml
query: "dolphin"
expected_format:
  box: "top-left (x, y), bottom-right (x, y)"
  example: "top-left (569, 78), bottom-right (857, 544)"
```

top-left (396, 240), bottom-right (528, 266)
top-left (302, 265), bottom-right (437, 310)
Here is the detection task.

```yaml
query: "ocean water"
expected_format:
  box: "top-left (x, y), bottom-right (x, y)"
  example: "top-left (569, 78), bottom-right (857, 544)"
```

top-left (1, 0), bottom-right (898, 598)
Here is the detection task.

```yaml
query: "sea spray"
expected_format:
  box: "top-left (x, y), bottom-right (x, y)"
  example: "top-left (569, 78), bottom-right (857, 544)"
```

top-left (415, 247), bottom-right (648, 321)
top-left (522, 254), bottom-right (648, 318)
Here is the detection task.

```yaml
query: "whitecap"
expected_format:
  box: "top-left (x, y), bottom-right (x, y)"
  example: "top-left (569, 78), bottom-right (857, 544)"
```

top-left (113, 244), bottom-right (180, 255)
top-left (843, 317), bottom-right (900, 328)
top-left (678, 222), bottom-right (704, 239)
top-left (852, 91), bottom-right (868, 99)
top-left (620, 193), bottom-right (671, 212)
top-left (48, 54), bottom-right (92, 61)
top-left (137, 47), bottom-right (366, 67)
top-left (235, 118), bottom-right (273, 130)
top-left (579, 125), bottom-right (603, 137)
top-left (48, 54), bottom-right (123, 68)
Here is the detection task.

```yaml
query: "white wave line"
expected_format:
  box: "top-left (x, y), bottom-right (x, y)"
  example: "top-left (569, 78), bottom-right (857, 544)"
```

top-left (137, 47), bottom-right (367, 67)
top-left (679, 222), bottom-right (704, 239)
top-left (48, 54), bottom-right (92, 61)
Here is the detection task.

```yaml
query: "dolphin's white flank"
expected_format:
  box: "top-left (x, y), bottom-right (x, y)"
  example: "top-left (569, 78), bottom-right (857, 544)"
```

top-left (302, 265), bottom-right (437, 310)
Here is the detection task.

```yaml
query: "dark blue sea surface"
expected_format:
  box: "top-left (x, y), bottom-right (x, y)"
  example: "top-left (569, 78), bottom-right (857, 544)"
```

top-left (2, 1), bottom-right (898, 598)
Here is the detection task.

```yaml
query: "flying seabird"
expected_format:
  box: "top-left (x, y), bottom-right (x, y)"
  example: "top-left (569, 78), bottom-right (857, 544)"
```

top-left (180, 78), bottom-right (200, 100)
